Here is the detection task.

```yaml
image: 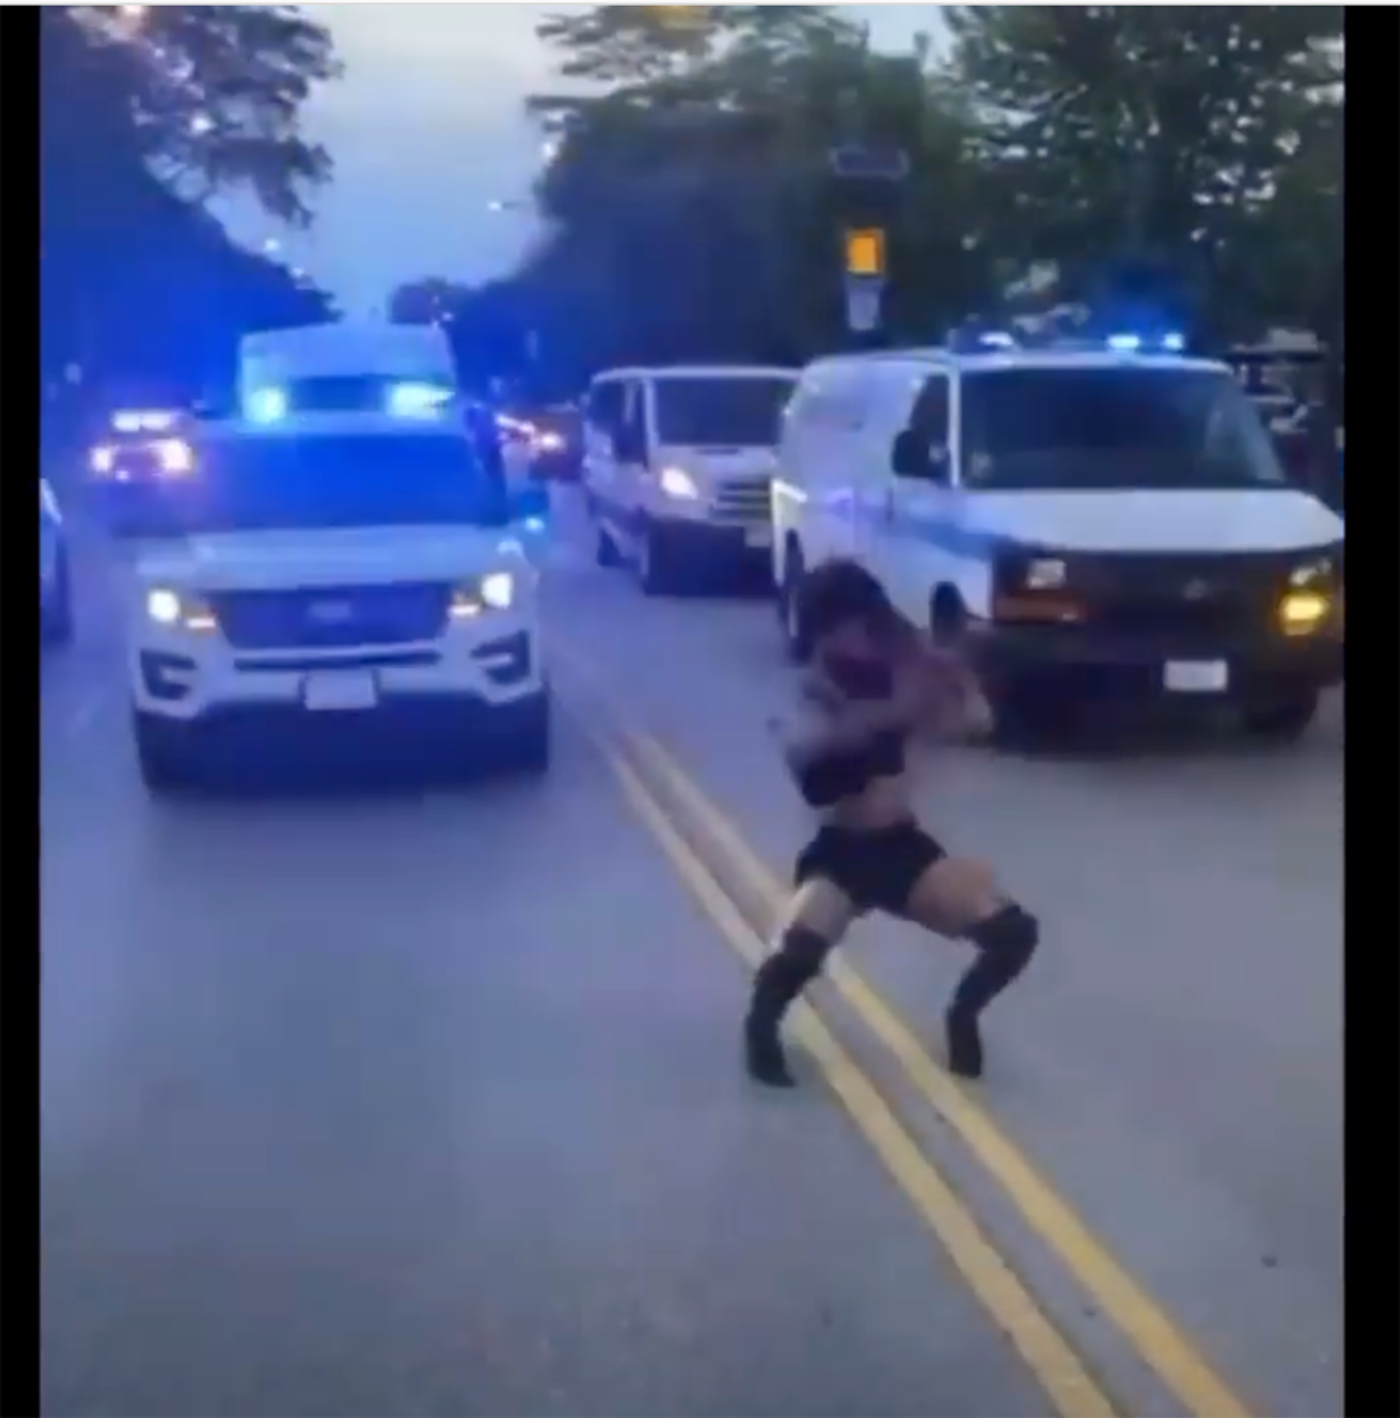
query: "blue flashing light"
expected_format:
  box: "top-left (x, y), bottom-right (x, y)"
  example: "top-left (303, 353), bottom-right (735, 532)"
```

top-left (1161, 332), bottom-right (1186, 353)
top-left (246, 387), bottom-right (289, 424)
top-left (113, 409), bottom-right (181, 435)
top-left (388, 381), bottom-right (454, 418)
top-left (1107, 333), bottom-right (1143, 353)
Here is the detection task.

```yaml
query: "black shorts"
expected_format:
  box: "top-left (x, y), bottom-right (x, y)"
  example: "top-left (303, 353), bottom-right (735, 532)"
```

top-left (794, 820), bottom-right (948, 916)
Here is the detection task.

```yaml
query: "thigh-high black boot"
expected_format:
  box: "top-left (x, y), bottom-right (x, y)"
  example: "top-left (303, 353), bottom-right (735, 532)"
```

top-left (945, 905), bottom-right (1039, 1080)
top-left (744, 926), bottom-right (832, 1088)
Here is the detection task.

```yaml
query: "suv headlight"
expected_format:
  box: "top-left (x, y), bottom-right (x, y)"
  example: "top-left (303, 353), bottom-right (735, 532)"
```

top-left (450, 572), bottom-right (516, 620)
top-left (146, 587), bottom-right (217, 632)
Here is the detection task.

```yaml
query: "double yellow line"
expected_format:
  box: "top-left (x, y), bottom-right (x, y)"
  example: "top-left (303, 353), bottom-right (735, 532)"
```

top-left (565, 655), bottom-right (1258, 1418)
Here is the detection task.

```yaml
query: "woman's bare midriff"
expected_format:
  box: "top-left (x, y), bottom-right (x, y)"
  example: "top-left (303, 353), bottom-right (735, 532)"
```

top-left (823, 774), bottom-right (914, 830)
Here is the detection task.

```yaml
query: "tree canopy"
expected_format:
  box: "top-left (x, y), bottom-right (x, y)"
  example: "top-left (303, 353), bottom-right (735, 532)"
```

top-left (426, 4), bottom-right (1343, 399)
top-left (41, 5), bottom-right (340, 423)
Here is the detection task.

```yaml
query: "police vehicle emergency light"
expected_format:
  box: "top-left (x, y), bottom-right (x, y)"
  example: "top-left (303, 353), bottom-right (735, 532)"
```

top-left (238, 322), bottom-right (459, 425)
top-left (122, 407), bottom-right (548, 794)
top-left (773, 327), bottom-right (1344, 742)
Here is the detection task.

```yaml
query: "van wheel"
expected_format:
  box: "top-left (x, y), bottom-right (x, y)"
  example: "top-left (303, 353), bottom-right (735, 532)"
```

top-left (929, 586), bottom-right (967, 648)
top-left (636, 523), bottom-right (674, 596)
top-left (1241, 690), bottom-right (1319, 744)
top-left (596, 525), bottom-right (623, 569)
top-left (780, 545), bottom-right (811, 662)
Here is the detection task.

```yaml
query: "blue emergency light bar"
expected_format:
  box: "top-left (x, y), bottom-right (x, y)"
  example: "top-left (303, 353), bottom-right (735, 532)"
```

top-left (243, 381), bottom-right (454, 424)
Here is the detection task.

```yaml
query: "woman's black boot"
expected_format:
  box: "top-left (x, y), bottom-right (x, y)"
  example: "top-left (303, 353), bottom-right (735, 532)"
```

top-left (744, 928), bottom-right (830, 1088)
top-left (945, 906), bottom-right (1039, 1080)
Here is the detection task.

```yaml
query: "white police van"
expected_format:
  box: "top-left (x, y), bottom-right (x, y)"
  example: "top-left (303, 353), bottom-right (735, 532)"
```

top-left (583, 365), bottom-right (797, 593)
top-left (773, 332), bottom-right (1344, 742)
top-left (41, 477), bottom-right (73, 645)
top-left (124, 411), bottom-right (548, 792)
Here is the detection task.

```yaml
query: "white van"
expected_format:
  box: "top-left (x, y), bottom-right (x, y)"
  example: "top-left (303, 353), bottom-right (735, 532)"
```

top-left (773, 338), bottom-right (1344, 741)
top-left (124, 413), bottom-right (548, 792)
top-left (238, 322), bottom-right (458, 423)
top-left (583, 365), bottom-right (797, 593)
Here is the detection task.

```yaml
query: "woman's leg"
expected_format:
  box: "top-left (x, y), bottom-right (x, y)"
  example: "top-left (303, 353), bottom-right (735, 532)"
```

top-left (745, 879), bottom-right (856, 1088)
top-left (900, 858), bottom-right (1040, 1080)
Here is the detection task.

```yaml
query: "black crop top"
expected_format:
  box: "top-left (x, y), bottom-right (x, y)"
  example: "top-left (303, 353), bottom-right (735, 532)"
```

top-left (793, 656), bottom-right (908, 808)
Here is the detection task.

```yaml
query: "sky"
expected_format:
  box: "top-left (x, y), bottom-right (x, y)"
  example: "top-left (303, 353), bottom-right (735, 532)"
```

top-left (223, 4), bottom-right (941, 314)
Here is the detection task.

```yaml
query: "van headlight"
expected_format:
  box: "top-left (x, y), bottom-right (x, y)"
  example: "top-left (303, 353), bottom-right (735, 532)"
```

top-left (1288, 553), bottom-right (1340, 589)
top-left (146, 588), bottom-right (218, 632)
top-left (659, 466), bottom-right (700, 501)
top-left (1024, 557), bottom-right (1068, 591)
top-left (451, 573), bottom-right (515, 619)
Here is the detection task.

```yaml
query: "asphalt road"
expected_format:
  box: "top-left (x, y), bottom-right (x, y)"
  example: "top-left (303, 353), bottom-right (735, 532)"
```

top-left (41, 502), bottom-right (1342, 1417)
top-left (547, 497), bottom-right (1344, 1418)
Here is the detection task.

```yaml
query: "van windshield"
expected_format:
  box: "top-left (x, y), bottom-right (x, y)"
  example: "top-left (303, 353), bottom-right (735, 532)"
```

top-left (959, 368), bottom-right (1288, 491)
top-left (653, 376), bottom-right (795, 448)
top-left (156, 434), bottom-right (506, 535)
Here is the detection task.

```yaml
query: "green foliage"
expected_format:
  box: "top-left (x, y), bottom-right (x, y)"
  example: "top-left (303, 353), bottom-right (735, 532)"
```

top-left (41, 6), bottom-right (338, 411)
top-left (460, 4), bottom-right (1342, 395)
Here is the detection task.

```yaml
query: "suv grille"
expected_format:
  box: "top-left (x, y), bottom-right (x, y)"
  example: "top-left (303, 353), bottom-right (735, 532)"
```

top-left (209, 584), bottom-right (451, 650)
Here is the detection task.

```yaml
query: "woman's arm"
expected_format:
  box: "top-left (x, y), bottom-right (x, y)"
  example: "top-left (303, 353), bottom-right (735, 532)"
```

top-left (895, 636), bottom-right (995, 743)
top-left (775, 674), bottom-right (919, 772)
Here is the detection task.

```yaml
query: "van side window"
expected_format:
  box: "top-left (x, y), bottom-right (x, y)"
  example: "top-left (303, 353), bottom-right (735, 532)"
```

top-left (909, 375), bottom-right (950, 445)
top-left (618, 381), bottom-right (648, 460)
top-left (588, 381), bottom-right (623, 434)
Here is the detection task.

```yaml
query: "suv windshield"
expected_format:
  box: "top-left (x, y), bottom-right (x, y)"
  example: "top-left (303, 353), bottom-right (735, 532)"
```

top-left (169, 433), bottom-right (505, 534)
top-left (653, 376), bottom-right (794, 447)
top-left (959, 368), bottom-right (1287, 491)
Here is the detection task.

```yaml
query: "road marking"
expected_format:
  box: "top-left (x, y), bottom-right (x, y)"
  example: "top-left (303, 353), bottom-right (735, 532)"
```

top-left (556, 647), bottom-right (1257, 1418)
top-left (620, 721), bottom-right (1259, 1418)
top-left (605, 741), bottom-right (1120, 1418)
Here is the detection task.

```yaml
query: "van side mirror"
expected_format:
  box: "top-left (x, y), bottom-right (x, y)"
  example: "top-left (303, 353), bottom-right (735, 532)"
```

top-left (896, 428), bottom-right (953, 482)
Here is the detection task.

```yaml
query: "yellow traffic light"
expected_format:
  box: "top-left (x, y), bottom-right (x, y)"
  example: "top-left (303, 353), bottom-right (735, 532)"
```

top-left (642, 5), bottom-right (710, 29)
top-left (844, 228), bottom-right (886, 279)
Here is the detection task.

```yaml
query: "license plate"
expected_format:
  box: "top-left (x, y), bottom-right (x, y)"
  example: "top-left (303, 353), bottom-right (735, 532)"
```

top-left (745, 525), bottom-right (772, 549)
top-left (1164, 660), bottom-right (1229, 694)
top-left (303, 670), bottom-right (378, 712)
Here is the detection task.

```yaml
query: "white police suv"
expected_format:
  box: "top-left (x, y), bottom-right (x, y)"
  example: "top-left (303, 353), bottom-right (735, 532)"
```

top-left (773, 331), bottom-right (1344, 742)
top-left (124, 413), bottom-right (548, 792)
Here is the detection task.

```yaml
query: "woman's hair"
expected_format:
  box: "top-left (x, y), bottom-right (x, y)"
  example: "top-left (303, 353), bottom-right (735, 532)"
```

top-left (797, 558), bottom-right (905, 644)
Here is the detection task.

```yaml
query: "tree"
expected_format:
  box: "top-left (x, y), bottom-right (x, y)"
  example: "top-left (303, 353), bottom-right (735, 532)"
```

top-left (53, 6), bottom-right (339, 225)
top-left (389, 278), bottom-right (471, 327)
top-left (945, 5), bottom-right (1344, 328)
top-left (506, 5), bottom-right (998, 386)
top-left (40, 6), bottom-right (339, 425)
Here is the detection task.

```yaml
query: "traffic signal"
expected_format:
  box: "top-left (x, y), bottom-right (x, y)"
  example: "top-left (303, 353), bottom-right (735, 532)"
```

top-left (844, 228), bottom-right (887, 280)
top-left (642, 5), bottom-right (710, 29)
